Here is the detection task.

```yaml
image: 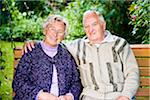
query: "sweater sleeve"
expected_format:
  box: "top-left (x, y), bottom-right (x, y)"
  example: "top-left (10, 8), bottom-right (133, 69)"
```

top-left (69, 55), bottom-right (83, 100)
top-left (65, 39), bottom-right (82, 66)
top-left (12, 52), bottom-right (41, 100)
top-left (121, 43), bottom-right (140, 99)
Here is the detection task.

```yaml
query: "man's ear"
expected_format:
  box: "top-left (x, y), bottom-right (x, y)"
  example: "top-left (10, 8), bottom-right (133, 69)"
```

top-left (102, 21), bottom-right (106, 31)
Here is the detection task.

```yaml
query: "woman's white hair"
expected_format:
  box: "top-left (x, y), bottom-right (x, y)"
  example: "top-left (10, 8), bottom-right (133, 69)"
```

top-left (43, 15), bottom-right (69, 36)
top-left (83, 10), bottom-right (105, 24)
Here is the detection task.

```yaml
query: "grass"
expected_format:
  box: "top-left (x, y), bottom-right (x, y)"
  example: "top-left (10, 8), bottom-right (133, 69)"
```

top-left (0, 41), bottom-right (23, 100)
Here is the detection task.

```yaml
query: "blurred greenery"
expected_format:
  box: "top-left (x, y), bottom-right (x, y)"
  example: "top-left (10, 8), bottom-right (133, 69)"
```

top-left (129, 0), bottom-right (150, 44)
top-left (0, 0), bottom-right (149, 43)
top-left (0, 41), bottom-right (23, 100)
top-left (0, 0), bottom-right (149, 99)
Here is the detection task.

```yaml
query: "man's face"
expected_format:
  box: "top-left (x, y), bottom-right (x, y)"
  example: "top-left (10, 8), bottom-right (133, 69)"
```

top-left (44, 20), bottom-right (65, 47)
top-left (83, 13), bottom-right (105, 44)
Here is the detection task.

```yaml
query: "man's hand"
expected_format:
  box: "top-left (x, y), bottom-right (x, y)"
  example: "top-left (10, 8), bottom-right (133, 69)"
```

top-left (38, 91), bottom-right (58, 100)
top-left (58, 95), bottom-right (72, 100)
top-left (22, 40), bottom-right (35, 55)
top-left (116, 96), bottom-right (130, 100)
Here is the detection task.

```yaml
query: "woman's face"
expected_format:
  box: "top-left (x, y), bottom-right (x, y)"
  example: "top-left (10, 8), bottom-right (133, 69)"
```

top-left (44, 20), bottom-right (65, 47)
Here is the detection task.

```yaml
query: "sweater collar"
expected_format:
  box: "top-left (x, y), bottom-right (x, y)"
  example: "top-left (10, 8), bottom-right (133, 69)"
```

top-left (40, 41), bottom-right (58, 52)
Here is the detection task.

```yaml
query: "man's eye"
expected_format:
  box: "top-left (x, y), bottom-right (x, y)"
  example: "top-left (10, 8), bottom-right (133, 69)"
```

top-left (58, 32), bottom-right (64, 34)
top-left (51, 28), bottom-right (55, 31)
top-left (92, 22), bottom-right (97, 26)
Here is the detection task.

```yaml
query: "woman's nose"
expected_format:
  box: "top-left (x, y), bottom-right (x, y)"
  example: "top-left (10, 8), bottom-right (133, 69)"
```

top-left (52, 30), bottom-right (59, 36)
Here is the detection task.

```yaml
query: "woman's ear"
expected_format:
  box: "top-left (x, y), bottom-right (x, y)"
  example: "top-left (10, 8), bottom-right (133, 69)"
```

top-left (43, 29), bottom-right (47, 35)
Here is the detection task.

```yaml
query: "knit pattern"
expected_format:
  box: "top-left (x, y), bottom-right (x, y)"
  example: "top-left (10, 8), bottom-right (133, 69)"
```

top-left (12, 43), bottom-right (82, 100)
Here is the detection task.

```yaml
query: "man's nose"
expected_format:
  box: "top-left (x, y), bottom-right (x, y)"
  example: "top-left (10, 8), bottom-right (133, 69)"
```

top-left (89, 27), bottom-right (94, 33)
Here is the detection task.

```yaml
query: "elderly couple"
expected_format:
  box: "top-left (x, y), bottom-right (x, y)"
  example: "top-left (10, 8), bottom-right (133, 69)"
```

top-left (12, 10), bottom-right (139, 100)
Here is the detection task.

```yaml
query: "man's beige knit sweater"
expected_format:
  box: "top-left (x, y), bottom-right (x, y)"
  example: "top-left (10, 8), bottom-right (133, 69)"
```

top-left (66, 30), bottom-right (139, 100)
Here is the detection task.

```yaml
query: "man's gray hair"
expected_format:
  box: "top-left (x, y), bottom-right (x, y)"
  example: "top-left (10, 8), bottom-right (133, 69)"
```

top-left (83, 10), bottom-right (105, 24)
top-left (43, 15), bottom-right (69, 36)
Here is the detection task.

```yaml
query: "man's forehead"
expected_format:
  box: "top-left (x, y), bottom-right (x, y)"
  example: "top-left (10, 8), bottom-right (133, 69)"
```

top-left (84, 12), bottom-right (98, 18)
top-left (84, 14), bottom-right (99, 23)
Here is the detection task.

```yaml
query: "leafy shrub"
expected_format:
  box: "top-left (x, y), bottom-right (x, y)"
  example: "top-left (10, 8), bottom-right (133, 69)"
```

top-left (12, 16), bottom-right (43, 42)
top-left (0, 0), bottom-right (44, 42)
top-left (0, 26), bottom-right (11, 41)
top-left (1, 0), bottom-right (149, 43)
top-left (129, 0), bottom-right (150, 43)
top-left (0, 16), bottom-right (43, 42)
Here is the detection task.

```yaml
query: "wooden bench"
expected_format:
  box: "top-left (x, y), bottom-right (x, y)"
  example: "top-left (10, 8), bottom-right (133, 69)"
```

top-left (13, 44), bottom-right (150, 99)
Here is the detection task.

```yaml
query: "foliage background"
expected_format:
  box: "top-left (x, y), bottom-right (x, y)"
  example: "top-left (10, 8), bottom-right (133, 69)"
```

top-left (0, 0), bottom-right (149, 99)
top-left (1, 0), bottom-right (149, 43)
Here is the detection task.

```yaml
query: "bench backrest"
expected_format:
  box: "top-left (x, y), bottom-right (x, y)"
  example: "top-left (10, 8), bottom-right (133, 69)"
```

top-left (130, 44), bottom-right (150, 100)
top-left (13, 44), bottom-right (150, 99)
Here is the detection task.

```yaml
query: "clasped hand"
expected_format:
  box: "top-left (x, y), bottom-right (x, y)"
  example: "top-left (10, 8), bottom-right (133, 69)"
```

top-left (38, 91), bottom-right (72, 100)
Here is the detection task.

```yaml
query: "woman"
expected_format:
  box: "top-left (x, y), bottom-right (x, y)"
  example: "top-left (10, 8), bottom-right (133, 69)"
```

top-left (12, 15), bottom-right (82, 100)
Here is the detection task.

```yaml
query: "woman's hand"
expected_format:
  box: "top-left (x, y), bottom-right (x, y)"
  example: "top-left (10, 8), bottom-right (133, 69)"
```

top-left (38, 91), bottom-right (58, 100)
top-left (58, 95), bottom-right (72, 100)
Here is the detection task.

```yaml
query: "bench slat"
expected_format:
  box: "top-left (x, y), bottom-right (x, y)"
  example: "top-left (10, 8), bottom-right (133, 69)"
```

top-left (14, 60), bottom-right (19, 69)
top-left (139, 67), bottom-right (150, 76)
top-left (14, 49), bottom-right (22, 59)
top-left (136, 88), bottom-right (150, 96)
top-left (132, 48), bottom-right (150, 57)
top-left (140, 77), bottom-right (150, 86)
top-left (137, 58), bottom-right (150, 67)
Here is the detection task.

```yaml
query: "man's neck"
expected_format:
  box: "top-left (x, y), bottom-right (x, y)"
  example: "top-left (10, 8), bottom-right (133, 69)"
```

top-left (90, 36), bottom-right (105, 44)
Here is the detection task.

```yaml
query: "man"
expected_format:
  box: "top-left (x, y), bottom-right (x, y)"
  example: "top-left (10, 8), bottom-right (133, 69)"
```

top-left (24, 10), bottom-right (139, 100)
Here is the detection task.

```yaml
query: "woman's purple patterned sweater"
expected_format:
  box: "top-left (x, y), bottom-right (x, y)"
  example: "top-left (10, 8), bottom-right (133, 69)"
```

top-left (12, 43), bottom-right (82, 100)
